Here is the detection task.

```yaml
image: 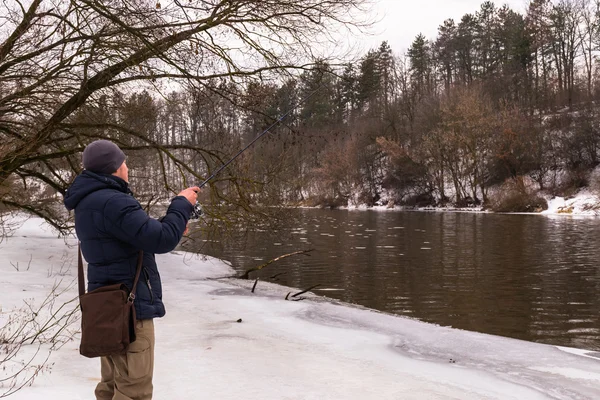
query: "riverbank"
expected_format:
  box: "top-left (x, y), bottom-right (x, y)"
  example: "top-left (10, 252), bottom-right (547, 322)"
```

top-left (1, 216), bottom-right (600, 399)
top-left (339, 189), bottom-right (600, 216)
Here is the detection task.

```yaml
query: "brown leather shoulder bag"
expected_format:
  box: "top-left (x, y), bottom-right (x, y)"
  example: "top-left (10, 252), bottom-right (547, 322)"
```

top-left (77, 245), bottom-right (143, 358)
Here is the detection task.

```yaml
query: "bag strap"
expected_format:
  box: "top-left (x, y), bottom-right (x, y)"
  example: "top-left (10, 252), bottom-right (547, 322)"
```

top-left (128, 250), bottom-right (144, 303)
top-left (78, 243), bottom-right (85, 297)
top-left (77, 244), bottom-right (144, 303)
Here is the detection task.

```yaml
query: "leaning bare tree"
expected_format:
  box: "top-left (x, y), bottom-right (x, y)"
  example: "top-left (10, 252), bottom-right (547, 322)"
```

top-left (0, 0), bottom-right (370, 232)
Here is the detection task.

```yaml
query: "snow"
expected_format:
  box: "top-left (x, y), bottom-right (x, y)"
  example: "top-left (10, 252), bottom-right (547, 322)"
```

top-left (2, 216), bottom-right (600, 399)
top-left (541, 189), bottom-right (600, 216)
top-left (343, 189), bottom-right (600, 217)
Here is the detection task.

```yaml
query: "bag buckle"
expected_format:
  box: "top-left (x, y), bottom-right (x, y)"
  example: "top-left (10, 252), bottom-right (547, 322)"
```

top-left (128, 293), bottom-right (135, 303)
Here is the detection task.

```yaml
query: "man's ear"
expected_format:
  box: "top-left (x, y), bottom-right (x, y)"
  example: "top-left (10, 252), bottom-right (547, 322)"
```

top-left (113, 162), bottom-right (125, 177)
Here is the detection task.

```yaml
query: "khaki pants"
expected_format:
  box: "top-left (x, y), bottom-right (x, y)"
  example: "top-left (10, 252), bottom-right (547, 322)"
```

top-left (95, 319), bottom-right (155, 400)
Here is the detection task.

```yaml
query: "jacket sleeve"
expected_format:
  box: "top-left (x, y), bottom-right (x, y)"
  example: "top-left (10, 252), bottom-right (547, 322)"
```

top-left (103, 194), bottom-right (193, 254)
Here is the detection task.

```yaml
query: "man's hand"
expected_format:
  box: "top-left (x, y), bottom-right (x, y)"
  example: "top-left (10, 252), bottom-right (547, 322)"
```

top-left (183, 223), bottom-right (190, 236)
top-left (178, 186), bottom-right (200, 205)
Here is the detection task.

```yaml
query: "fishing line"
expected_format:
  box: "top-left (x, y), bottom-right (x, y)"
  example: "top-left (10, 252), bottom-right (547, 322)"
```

top-left (190, 83), bottom-right (322, 219)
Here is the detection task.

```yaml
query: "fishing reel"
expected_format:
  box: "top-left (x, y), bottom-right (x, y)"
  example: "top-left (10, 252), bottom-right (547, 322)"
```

top-left (190, 201), bottom-right (203, 219)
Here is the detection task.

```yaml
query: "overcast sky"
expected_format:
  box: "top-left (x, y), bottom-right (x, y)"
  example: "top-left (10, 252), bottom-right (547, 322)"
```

top-left (357, 0), bottom-right (529, 54)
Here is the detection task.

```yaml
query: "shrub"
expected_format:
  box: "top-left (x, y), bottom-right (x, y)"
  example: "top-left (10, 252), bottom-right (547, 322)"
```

top-left (403, 192), bottom-right (435, 208)
top-left (488, 181), bottom-right (548, 212)
top-left (304, 194), bottom-right (347, 209)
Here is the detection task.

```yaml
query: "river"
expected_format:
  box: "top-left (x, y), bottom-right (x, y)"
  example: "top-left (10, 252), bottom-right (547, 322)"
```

top-left (185, 209), bottom-right (600, 351)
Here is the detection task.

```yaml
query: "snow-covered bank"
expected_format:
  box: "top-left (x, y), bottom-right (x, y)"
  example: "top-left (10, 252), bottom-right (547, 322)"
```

top-left (2, 217), bottom-right (600, 399)
top-left (341, 190), bottom-right (600, 217)
top-left (345, 204), bottom-right (485, 213)
top-left (541, 190), bottom-right (600, 216)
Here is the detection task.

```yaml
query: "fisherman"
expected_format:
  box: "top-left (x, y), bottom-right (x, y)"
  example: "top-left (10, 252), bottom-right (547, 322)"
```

top-left (64, 140), bottom-right (199, 400)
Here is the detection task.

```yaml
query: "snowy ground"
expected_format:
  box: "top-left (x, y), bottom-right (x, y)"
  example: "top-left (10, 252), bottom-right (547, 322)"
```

top-left (345, 190), bottom-right (600, 217)
top-left (2, 217), bottom-right (600, 399)
top-left (541, 190), bottom-right (600, 216)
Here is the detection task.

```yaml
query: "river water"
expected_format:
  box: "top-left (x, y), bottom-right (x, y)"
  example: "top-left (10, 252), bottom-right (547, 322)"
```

top-left (186, 209), bottom-right (600, 350)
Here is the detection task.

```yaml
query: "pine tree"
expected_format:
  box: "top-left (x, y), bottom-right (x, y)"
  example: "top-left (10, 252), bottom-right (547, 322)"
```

top-left (408, 33), bottom-right (432, 97)
top-left (435, 19), bottom-right (458, 92)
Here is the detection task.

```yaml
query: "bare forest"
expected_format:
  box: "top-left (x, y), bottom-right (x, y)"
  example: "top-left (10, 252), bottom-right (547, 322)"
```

top-left (2, 0), bottom-right (600, 233)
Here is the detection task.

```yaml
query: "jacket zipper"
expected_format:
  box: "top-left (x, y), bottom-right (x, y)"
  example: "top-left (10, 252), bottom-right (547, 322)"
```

top-left (142, 268), bottom-right (155, 304)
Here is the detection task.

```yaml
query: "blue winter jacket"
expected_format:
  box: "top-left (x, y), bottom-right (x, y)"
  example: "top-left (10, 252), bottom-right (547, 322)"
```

top-left (63, 170), bottom-right (193, 320)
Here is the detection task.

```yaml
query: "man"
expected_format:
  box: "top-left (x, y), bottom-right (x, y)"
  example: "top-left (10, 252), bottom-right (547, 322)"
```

top-left (64, 140), bottom-right (199, 400)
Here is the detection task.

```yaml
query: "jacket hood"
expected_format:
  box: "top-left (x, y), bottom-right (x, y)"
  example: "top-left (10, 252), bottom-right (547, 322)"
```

top-left (63, 171), bottom-right (130, 211)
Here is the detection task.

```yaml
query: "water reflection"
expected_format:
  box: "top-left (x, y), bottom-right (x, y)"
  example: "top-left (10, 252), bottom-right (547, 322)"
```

top-left (184, 210), bottom-right (600, 350)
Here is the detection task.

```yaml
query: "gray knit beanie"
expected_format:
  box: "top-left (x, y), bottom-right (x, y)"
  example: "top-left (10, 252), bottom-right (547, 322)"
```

top-left (82, 140), bottom-right (126, 174)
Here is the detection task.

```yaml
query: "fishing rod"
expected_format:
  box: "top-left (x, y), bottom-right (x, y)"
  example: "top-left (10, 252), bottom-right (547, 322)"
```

top-left (190, 86), bottom-right (320, 219)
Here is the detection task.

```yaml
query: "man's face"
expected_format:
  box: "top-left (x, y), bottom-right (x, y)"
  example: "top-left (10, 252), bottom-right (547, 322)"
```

top-left (114, 161), bottom-right (129, 183)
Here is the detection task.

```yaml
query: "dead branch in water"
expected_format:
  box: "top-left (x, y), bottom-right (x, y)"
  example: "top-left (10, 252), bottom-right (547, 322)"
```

top-left (285, 284), bottom-right (321, 301)
top-left (238, 249), bottom-right (313, 279)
